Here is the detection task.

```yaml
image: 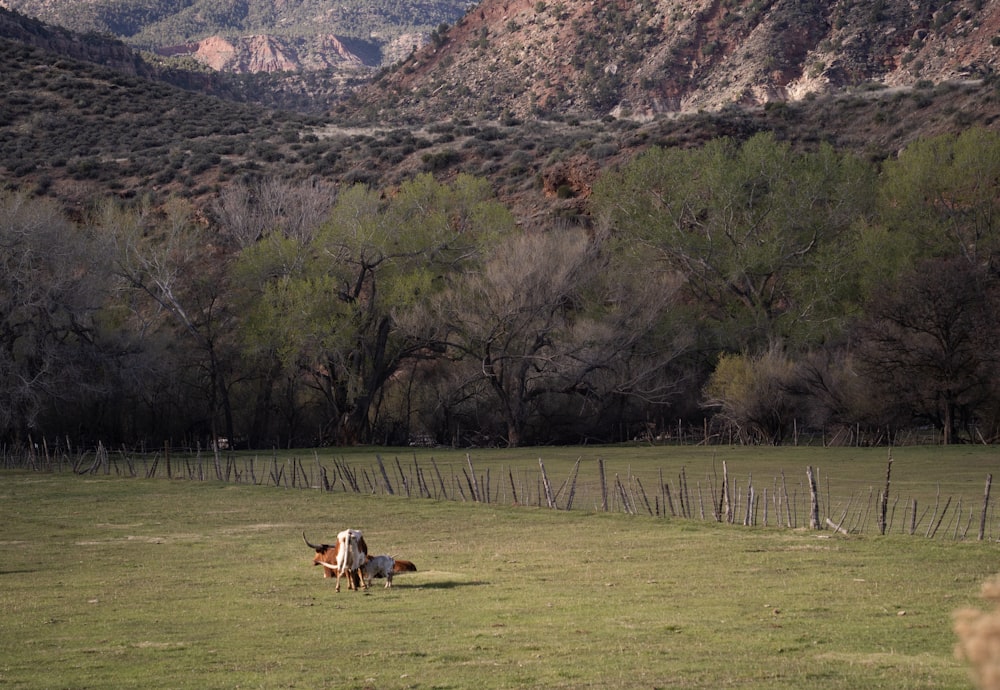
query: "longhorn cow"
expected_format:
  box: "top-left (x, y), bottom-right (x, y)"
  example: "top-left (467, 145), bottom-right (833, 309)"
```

top-left (304, 531), bottom-right (417, 589)
top-left (334, 528), bottom-right (367, 592)
top-left (303, 531), bottom-right (367, 590)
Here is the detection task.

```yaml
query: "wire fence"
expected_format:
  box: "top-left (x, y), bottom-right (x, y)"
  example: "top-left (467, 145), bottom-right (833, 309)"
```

top-left (2, 442), bottom-right (996, 541)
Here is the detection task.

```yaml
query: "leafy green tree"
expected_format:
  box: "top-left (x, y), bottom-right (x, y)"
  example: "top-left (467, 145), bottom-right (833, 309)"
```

top-left (237, 173), bottom-right (515, 445)
top-left (877, 127), bottom-right (1000, 267)
top-left (845, 128), bottom-right (1000, 443)
top-left (591, 132), bottom-right (876, 351)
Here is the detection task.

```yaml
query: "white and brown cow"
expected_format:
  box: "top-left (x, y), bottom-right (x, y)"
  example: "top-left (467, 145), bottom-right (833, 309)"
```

top-left (303, 531), bottom-right (368, 590)
top-left (334, 529), bottom-right (367, 592)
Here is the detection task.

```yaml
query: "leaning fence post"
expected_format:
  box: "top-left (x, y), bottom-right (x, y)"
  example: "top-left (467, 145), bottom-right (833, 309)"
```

top-left (721, 461), bottom-right (732, 524)
top-left (539, 458), bottom-right (556, 509)
top-left (466, 454), bottom-right (481, 502)
top-left (980, 474), bottom-right (992, 541)
top-left (376, 455), bottom-right (395, 495)
top-left (565, 459), bottom-right (581, 511)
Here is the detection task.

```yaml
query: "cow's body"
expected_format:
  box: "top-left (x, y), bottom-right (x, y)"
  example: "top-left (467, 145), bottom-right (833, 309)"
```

top-left (304, 531), bottom-right (367, 590)
top-left (335, 529), bottom-right (367, 592)
top-left (361, 555), bottom-right (396, 588)
top-left (305, 531), bottom-right (415, 591)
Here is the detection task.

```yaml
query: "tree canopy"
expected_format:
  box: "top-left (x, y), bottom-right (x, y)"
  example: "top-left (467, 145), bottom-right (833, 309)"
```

top-left (7, 129), bottom-right (1000, 448)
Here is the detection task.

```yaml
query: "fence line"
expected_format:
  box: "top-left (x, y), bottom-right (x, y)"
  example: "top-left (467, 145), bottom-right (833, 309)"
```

top-left (1, 445), bottom-right (996, 541)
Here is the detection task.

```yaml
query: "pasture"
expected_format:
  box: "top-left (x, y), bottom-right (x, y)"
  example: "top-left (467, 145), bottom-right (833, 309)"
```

top-left (2, 445), bottom-right (1000, 688)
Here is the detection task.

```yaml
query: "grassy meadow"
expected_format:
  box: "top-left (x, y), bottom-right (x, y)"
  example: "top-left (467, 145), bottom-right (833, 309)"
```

top-left (3, 444), bottom-right (1000, 688)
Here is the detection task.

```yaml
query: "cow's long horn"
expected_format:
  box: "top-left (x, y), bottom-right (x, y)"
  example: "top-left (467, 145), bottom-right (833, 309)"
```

top-left (303, 532), bottom-right (325, 550)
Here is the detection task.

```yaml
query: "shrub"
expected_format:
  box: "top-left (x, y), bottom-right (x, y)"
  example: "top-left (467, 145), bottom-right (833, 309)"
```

top-left (422, 149), bottom-right (461, 171)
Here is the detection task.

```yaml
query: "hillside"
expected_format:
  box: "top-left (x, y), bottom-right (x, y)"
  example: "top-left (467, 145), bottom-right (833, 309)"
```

top-left (359, 0), bottom-right (1000, 121)
top-left (6, 0), bottom-right (1000, 119)
top-left (3, 1), bottom-right (1000, 226)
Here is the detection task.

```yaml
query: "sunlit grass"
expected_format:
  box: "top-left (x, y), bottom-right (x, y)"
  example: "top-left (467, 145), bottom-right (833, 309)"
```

top-left (1, 467), bottom-right (998, 688)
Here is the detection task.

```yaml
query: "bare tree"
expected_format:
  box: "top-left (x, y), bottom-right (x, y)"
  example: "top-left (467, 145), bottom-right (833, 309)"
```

top-left (102, 200), bottom-right (239, 448)
top-left (0, 192), bottom-right (113, 442)
top-left (855, 257), bottom-right (1000, 444)
top-left (420, 226), bottom-right (690, 446)
top-left (213, 178), bottom-right (334, 248)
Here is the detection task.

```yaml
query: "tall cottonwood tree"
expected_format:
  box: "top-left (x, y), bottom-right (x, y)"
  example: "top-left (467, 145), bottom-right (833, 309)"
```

top-left (846, 128), bottom-right (1000, 442)
top-left (591, 132), bottom-right (875, 351)
top-left (877, 127), bottom-right (1000, 267)
top-left (237, 173), bottom-right (515, 445)
top-left (423, 228), bottom-right (595, 446)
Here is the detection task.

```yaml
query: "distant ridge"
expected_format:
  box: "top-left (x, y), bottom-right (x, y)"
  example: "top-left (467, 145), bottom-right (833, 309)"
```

top-left (357, 0), bottom-right (1000, 121)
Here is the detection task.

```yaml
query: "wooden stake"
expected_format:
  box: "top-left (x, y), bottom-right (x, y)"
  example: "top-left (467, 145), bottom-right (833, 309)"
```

top-left (806, 466), bottom-right (820, 530)
top-left (980, 474), bottom-right (992, 541)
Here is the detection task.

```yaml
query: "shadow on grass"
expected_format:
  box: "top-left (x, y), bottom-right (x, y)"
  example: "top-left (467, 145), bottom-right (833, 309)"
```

top-left (411, 580), bottom-right (489, 589)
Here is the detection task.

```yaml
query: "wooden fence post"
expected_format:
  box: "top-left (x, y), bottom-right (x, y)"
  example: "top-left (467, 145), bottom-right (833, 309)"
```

top-left (806, 465), bottom-right (820, 530)
top-left (980, 474), bottom-right (992, 541)
top-left (878, 451), bottom-right (892, 535)
top-left (599, 457), bottom-right (607, 512)
top-left (539, 458), bottom-right (556, 509)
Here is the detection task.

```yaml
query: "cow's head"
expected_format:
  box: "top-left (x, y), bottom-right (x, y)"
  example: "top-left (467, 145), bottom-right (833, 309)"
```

top-left (304, 532), bottom-right (339, 578)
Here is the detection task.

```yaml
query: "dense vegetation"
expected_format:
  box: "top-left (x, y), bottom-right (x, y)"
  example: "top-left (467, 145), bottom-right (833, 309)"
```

top-left (4, 127), bottom-right (1000, 449)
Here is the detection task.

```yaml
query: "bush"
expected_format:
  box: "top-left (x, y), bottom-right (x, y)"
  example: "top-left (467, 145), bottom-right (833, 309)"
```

top-left (422, 149), bottom-right (461, 171)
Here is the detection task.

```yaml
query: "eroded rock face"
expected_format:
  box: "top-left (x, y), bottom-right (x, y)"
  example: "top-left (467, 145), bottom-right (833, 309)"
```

top-left (155, 33), bottom-right (368, 73)
top-left (7, 0), bottom-right (1000, 120)
top-left (358, 0), bottom-right (1000, 120)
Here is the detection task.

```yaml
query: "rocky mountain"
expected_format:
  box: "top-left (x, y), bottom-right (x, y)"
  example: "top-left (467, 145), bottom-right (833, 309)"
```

top-left (6, 0), bottom-right (1000, 121)
top-left (3, 0), bottom-right (1000, 227)
top-left (0, 0), bottom-right (471, 72)
top-left (360, 0), bottom-right (1000, 121)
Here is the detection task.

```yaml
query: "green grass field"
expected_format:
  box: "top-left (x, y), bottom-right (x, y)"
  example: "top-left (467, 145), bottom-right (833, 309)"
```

top-left (3, 445), bottom-right (1000, 688)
